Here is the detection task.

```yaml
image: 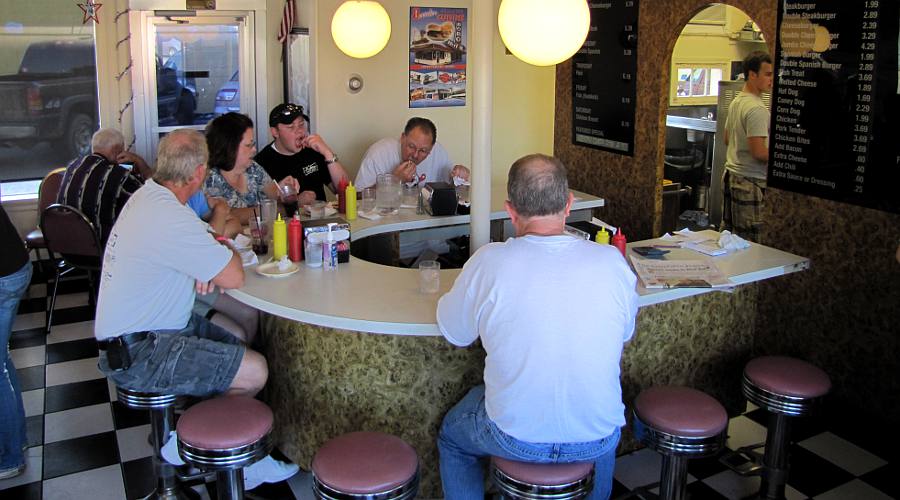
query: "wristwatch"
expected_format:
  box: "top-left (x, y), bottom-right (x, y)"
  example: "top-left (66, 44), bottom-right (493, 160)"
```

top-left (326, 155), bottom-right (338, 164)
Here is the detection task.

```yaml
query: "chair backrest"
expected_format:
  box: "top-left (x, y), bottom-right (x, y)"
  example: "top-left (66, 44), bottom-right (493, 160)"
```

top-left (41, 204), bottom-right (103, 261)
top-left (39, 167), bottom-right (67, 213)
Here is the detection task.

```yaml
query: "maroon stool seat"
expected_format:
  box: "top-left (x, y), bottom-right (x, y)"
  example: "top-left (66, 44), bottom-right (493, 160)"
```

top-left (743, 356), bottom-right (831, 416)
top-left (177, 396), bottom-right (274, 500)
top-left (490, 457), bottom-right (594, 499)
top-left (733, 356), bottom-right (831, 500)
top-left (312, 431), bottom-right (418, 499)
top-left (632, 386), bottom-right (727, 500)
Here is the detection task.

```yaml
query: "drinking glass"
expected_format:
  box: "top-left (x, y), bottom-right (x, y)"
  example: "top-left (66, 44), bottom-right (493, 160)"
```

top-left (260, 199), bottom-right (277, 244)
top-left (375, 173), bottom-right (401, 215)
top-left (418, 260), bottom-right (440, 294)
top-left (278, 183), bottom-right (298, 203)
top-left (310, 200), bottom-right (327, 219)
top-left (402, 184), bottom-right (419, 207)
top-left (360, 187), bottom-right (376, 212)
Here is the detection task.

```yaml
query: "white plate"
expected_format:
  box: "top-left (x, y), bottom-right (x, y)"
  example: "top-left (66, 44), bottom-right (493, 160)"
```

top-left (255, 261), bottom-right (300, 278)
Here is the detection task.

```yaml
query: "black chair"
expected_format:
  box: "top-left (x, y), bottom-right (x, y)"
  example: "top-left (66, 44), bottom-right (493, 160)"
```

top-left (25, 168), bottom-right (67, 275)
top-left (40, 204), bottom-right (103, 333)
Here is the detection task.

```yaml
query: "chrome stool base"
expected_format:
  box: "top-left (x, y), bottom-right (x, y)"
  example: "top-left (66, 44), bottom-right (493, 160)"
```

top-left (312, 474), bottom-right (419, 500)
top-left (490, 464), bottom-right (593, 500)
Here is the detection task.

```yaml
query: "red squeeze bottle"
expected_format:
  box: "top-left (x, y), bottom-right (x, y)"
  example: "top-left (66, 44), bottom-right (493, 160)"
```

top-left (612, 229), bottom-right (627, 257)
top-left (288, 214), bottom-right (303, 262)
top-left (337, 178), bottom-right (349, 214)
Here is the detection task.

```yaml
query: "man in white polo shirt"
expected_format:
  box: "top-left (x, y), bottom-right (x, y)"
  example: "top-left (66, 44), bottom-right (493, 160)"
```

top-left (436, 154), bottom-right (639, 499)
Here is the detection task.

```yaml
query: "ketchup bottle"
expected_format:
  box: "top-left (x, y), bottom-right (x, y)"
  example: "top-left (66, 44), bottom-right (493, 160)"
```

top-left (612, 229), bottom-right (627, 257)
top-left (337, 178), bottom-right (349, 214)
top-left (288, 214), bottom-right (303, 262)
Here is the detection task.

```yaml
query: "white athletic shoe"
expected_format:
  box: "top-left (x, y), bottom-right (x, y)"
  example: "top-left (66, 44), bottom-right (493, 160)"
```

top-left (243, 455), bottom-right (300, 490)
top-left (160, 430), bottom-right (186, 466)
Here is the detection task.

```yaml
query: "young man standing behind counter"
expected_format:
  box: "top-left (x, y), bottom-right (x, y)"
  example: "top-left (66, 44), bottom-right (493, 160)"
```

top-left (254, 103), bottom-right (349, 205)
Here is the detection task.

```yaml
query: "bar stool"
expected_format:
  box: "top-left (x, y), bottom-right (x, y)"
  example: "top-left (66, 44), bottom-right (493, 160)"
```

top-left (631, 386), bottom-right (728, 500)
top-left (311, 431), bottom-right (419, 499)
top-left (490, 457), bottom-right (594, 499)
top-left (116, 387), bottom-right (197, 500)
top-left (177, 396), bottom-right (273, 500)
top-left (737, 356), bottom-right (831, 499)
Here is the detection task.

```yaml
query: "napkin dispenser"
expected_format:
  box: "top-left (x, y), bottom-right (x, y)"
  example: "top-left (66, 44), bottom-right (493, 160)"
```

top-left (423, 182), bottom-right (457, 216)
top-left (303, 217), bottom-right (351, 262)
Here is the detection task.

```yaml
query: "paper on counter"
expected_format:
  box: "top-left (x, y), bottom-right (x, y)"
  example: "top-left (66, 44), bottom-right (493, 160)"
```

top-left (718, 230), bottom-right (751, 251)
top-left (357, 209), bottom-right (382, 221)
top-left (230, 234), bottom-right (259, 267)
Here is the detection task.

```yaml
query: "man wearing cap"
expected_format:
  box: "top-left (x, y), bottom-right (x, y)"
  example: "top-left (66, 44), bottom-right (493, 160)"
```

top-left (254, 103), bottom-right (349, 205)
top-left (355, 117), bottom-right (470, 189)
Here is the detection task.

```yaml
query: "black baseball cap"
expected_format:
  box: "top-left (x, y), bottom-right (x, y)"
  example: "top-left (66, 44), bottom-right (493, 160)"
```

top-left (269, 103), bottom-right (309, 127)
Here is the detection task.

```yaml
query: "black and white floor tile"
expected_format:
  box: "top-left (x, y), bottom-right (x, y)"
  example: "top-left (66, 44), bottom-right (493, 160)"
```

top-left (1, 264), bottom-right (895, 499)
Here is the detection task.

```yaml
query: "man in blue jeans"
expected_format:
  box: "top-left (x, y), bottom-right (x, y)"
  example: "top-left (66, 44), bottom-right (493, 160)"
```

top-left (0, 203), bottom-right (32, 479)
top-left (436, 154), bottom-right (639, 499)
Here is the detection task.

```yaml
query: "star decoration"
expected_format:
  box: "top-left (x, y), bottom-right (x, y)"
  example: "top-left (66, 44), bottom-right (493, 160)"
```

top-left (78, 0), bottom-right (102, 24)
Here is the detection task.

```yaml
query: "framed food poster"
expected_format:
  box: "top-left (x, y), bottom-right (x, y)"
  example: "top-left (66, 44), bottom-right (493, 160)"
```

top-left (409, 7), bottom-right (467, 108)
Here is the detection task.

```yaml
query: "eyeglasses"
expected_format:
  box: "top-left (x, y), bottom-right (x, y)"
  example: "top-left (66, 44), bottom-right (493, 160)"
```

top-left (243, 139), bottom-right (257, 148)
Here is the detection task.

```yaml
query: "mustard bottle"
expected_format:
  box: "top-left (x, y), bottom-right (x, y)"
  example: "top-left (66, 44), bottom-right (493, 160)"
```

top-left (345, 182), bottom-right (357, 220)
top-left (273, 213), bottom-right (287, 260)
top-left (595, 227), bottom-right (610, 244)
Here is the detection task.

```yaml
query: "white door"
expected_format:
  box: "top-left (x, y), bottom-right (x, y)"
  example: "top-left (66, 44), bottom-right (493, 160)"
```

top-left (130, 9), bottom-right (262, 163)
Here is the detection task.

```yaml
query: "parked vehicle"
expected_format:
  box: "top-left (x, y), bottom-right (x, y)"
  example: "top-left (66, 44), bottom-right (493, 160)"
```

top-left (0, 39), bottom-right (98, 160)
top-left (0, 40), bottom-right (198, 161)
top-left (214, 71), bottom-right (240, 115)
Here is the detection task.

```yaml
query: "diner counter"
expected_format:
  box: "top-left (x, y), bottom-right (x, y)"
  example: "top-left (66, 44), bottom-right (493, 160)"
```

top-left (229, 206), bottom-right (809, 495)
top-left (228, 229), bottom-right (809, 335)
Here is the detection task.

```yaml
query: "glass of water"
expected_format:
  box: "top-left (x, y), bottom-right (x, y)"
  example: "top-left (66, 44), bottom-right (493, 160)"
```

top-left (360, 187), bottom-right (376, 212)
top-left (418, 260), bottom-right (440, 294)
top-left (375, 173), bottom-right (401, 215)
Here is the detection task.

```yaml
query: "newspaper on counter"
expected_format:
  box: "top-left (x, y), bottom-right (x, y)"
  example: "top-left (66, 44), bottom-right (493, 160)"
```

top-left (629, 256), bottom-right (733, 289)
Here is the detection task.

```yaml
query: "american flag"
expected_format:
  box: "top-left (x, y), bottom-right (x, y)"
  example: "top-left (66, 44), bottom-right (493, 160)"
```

top-left (277, 0), bottom-right (295, 44)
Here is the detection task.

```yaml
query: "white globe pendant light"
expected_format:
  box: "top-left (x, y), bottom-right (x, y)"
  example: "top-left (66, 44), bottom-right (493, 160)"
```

top-left (498, 0), bottom-right (590, 66)
top-left (331, 1), bottom-right (392, 59)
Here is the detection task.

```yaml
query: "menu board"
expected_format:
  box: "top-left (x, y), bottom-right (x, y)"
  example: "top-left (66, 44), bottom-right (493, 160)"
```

top-left (571, 0), bottom-right (639, 156)
top-left (770, 0), bottom-right (900, 213)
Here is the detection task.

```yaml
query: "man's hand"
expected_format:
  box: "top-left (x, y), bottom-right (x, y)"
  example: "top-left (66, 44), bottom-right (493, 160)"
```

top-left (195, 279), bottom-right (216, 295)
top-left (450, 164), bottom-right (470, 181)
top-left (301, 134), bottom-right (334, 160)
top-left (392, 160), bottom-right (417, 183)
top-left (298, 190), bottom-right (317, 206)
top-left (116, 151), bottom-right (153, 180)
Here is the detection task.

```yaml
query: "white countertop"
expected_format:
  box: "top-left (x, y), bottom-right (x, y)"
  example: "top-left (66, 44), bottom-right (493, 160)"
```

top-left (229, 206), bottom-right (809, 336)
top-left (348, 184), bottom-right (604, 240)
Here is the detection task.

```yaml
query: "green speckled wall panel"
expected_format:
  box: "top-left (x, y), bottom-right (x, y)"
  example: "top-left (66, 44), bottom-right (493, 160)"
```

top-left (259, 317), bottom-right (484, 497)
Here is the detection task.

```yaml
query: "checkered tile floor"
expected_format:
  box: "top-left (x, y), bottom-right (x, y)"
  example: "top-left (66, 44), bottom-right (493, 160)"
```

top-left (1, 264), bottom-right (895, 499)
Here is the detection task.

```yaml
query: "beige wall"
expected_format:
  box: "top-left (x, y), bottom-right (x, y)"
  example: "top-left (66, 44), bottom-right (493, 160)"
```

top-left (305, 0), bottom-right (555, 183)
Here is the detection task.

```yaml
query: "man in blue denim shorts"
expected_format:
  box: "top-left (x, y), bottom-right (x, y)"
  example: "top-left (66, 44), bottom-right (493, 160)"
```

top-left (94, 129), bottom-right (295, 488)
top-left (436, 154), bottom-right (639, 499)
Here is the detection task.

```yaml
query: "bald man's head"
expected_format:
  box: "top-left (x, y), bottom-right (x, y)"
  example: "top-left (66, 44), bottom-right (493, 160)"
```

top-left (507, 154), bottom-right (569, 217)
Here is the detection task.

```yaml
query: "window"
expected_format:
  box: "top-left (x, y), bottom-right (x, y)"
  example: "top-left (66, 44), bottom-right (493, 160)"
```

top-left (670, 63), bottom-right (726, 106)
top-left (0, 4), bottom-right (98, 185)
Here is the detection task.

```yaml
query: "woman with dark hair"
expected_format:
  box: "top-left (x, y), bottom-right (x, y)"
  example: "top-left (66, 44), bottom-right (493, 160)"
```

top-left (203, 112), bottom-right (299, 224)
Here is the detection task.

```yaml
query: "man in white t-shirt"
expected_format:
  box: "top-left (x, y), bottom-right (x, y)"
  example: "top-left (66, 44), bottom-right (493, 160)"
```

top-left (436, 154), bottom-right (639, 500)
top-left (354, 117), bottom-right (470, 189)
top-left (723, 51), bottom-right (773, 242)
top-left (95, 129), bottom-right (296, 488)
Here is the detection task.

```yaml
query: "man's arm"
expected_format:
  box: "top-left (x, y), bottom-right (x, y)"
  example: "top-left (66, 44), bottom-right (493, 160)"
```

top-left (211, 250), bottom-right (245, 289)
top-left (301, 134), bottom-right (350, 191)
top-left (747, 136), bottom-right (768, 163)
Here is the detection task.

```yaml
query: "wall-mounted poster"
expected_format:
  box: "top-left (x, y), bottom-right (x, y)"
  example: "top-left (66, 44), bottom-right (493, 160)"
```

top-left (409, 7), bottom-right (467, 108)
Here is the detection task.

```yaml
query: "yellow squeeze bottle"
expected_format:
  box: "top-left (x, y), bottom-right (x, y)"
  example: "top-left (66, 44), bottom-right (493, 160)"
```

top-left (273, 214), bottom-right (287, 259)
top-left (345, 182), bottom-right (357, 220)
top-left (595, 227), bottom-right (610, 244)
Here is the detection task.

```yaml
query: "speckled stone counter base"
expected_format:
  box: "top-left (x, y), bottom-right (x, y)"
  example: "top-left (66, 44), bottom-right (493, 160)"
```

top-left (618, 284), bottom-right (759, 453)
top-left (260, 317), bottom-right (485, 497)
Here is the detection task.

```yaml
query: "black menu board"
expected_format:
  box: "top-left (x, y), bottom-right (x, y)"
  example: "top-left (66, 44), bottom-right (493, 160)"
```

top-left (770, 0), bottom-right (900, 213)
top-left (571, 0), bottom-right (639, 156)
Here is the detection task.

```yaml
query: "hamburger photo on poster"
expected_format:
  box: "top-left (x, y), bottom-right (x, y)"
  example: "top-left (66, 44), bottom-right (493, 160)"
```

top-left (409, 7), bottom-right (467, 108)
